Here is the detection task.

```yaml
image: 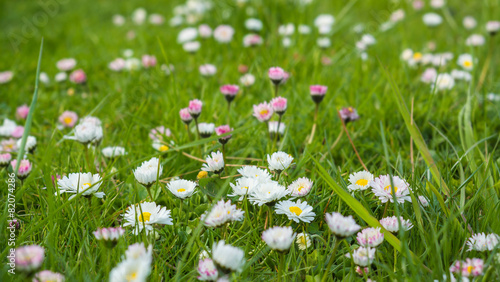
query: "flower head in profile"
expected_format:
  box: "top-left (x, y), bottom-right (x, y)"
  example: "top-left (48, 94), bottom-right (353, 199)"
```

top-left (197, 258), bottom-right (218, 281)
top-left (166, 179), bottom-right (197, 199)
top-left (253, 102), bottom-right (274, 122)
top-left (33, 270), bottom-right (65, 282)
top-left (243, 33), bottom-right (263, 47)
top-left (275, 199), bottom-right (315, 223)
top-left (198, 122), bottom-right (215, 138)
top-left (219, 85), bottom-right (239, 103)
top-left (486, 21), bottom-right (500, 35)
top-left (93, 227), bottom-right (125, 248)
top-left (101, 146), bottom-right (126, 158)
top-left (212, 240), bottom-right (245, 273)
top-left (16, 135), bottom-right (37, 153)
top-left (188, 99), bottom-right (203, 118)
top-left (325, 212), bottom-right (361, 238)
top-left (248, 181), bottom-right (289, 206)
top-left (133, 157), bottom-right (163, 187)
top-left (432, 73), bottom-right (455, 91)
top-left (267, 151), bottom-right (293, 172)
top-left (268, 67), bottom-right (285, 85)
top-left (215, 125), bottom-right (233, 144)
top-left (202, 151), bottom-right (224, 174)
top-left (466, 233), bottom-right (499, 252)
top-left (213, 25), bottom-right (235, 43)
top-left (450, 258), bottom-right (484, 277)
top-left (269, 121), bottom-right (286, 139)
top-left (179, 108), bottom-right (193, 124)
top-left (56, 172), bottom-right (104, 199)
top-left (356, 227), bottom-right (384, 247)
top-left (370, 175), bottom-right (412, 204)
top-left (379, 216), bottom-right (413, 233)
top-left (288, 177), bottom-right (313, 197)
top-left (202, 199), bottom-right (244, 227)
top-left (346, 247), bottom-right (376, 267)
top-left (16, 104), bottom-right (30, 120)
top-left (15, 245), bottom-right (45, 272)
top-left (141, 55), bottom-right (157, 68)
top-left (59, 111), bottom-right (78, 128)
top-left (310, 85), bottom-right (327, 103)
top-left (347, 171), bottom-right (373, 191)
top-left (199, 64), bottom-right (217, 76)
top-left (123, 202), bottom-right (173, 235)
top-left (56, 58), bottom-right (77, 71)
top-left (11, 160), bottom-right (33, 180)
top-left (262, 226), bottom-right (296, 252)
top-left (0, 153), bottom-right (12, 168)
top-left (270, 97), bottom-right (287, 115)
top-left (339, 107), bottom-right (360, 123)
top-left (296, 233), bottom-right (312, 250)
top-left (422, 13), bottom-right (442, 27)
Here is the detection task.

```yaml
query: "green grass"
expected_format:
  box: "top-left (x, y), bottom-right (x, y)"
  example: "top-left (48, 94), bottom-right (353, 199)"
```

top-left (1, 0), bottom-right (500, 281)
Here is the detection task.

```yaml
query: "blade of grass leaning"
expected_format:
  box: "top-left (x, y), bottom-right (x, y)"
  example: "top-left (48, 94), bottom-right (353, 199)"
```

top-left (14, 38), bottom-right (43, 175)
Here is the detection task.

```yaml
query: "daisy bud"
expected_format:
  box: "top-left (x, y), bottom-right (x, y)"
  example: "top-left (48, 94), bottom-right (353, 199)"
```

top-left (11, 159), bottom-right (32, 180)
top-left (69, 69), bottom-right (86, 84)
top-left (94, 227), bottom-right (125, 248)
top-left (202, 151), bottom-right (224, 174)
top-left (252, 102), bottom-right (273, 122)
top-left (215, 125), bottom-right (233, 144)
top-left (198, 122), bottom-right (215, 138)
top-left (141, 55), bottom-right (157, 68)
top-left (0, 153), bottom-right (12, 167)
top-left (325, 212), bottom-right (361, 238)
top-left (212, 240), bottom-right (245, 273)
top-left (56, 58), bottom-right (76, 71)
top-left (188, 99), bottom-right (203, 118)
top-left (268, 67), bottom-right (285, 85)
top-left (346, 247), bottom-right (376, 267)
top-left (356, 227), bottom-right (384, 248)
top-left (309, 85), bottom-right (327, 104)
top-left (33, 270), bottom-right (65, 282)
top-left (379, 216), bottom-right (413, 233)
top-left (15, 245), bottom-right (45, 272)
top-left (270, 96), bottom-right (287, 115)
top-left (179, 108), bottom-right (193, 124)
top-left (58, 111), bottom-right (78, 128)
top-left (262, 226), bottom-right (296, 252)
top-left (16, 104), bottom-right (30, 120)
top-left (339, 107), bottom-right (360, 123)
top-left (16, 135), bottom-right (37, 154)
top-left (197, 258), bottom-right (218, 280)
top-left (220, 85), bottom-right (239, 103)
top-left (199, 64), bottom-right (217, 76)
top-left (486, 21), bottom-right (500, 35)
top-left (133, 157), bottom-right (163, 187)
top-left (243, 33), bottom-right (263, 47)
top-left (149, 126), bottom-right (171, 141)
top-left (11, 126), bottom-right (24, 138)
top-left (8, 218), bottom-right (20, 230)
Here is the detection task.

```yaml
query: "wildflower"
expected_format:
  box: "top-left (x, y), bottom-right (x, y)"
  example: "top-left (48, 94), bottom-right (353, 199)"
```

top-left (422, 13), bottom-right (443, 27)
top-left (317, 37), bottom-right (331, 49)
top-left (262, 226), bottom-right (296, 252)
top-left (432, 73), bottom-right (455, 91)
top-left (56, 172), bottom-right (104, 199)
top-left (253, 102), bottom-right (274, 122)
top-left (339, 107), bottom-right (360, 123)
top-left (213, 25), bottom-right (235, 43)
top-left (314, 14), bottom-right (335, 34)
top-left (93, 227), bottom-right (125, 248)
top-left (197, 258), bottom-right (218, 281)
top-left (278, 24), bottom-right (295, 36)
top-left (11, 160), bottom-right (32, 180)
top-left (109, 245), bottom-right (152, 282)
top-left (188, 99), bottom-right (203, 118)
top-left (0, 118), bottom-right (18, 137)
top-left (198, 122), bottom-right (215, 138)
top-left (183, 41), bottom-right (201, 53)
top-left (347, 171), bottom-right (373, 191)
top-left (69, 69), bottom-right (86, 84)
top-left (56, 58), bottom-right (76, 71)
top-left (72, 122), bottom-right (102, 144)
top-left (296, 233), bottom-right (311, 250)
top-left (380, 216), bottom-right (413, 233)
top-left (243, 34), bottom-right (263, 47)
top-left (267, 151), bottom-right (293, 172)
top-left (465, 34), bottom-right (485, 46)
top-left (275, 199), bottom-right (315, 223)
top-left (198, 24), bottom-right (212, 38)
top-left (101, 146), bottom-right (126, 158)
top-left (177, 27), bottom-right (198, 43)
top-left (220, 85), bottom-right (239, 103)
top-left (202, 199), bottom-right (244, 227)
top-left (16, 104), bottom-right (30, 120)
top-left (123, 202), bottom-right (173, 235)
top-left (268, 67), bottom-right (285, 85)
top-left (325, 212), bottom-right (361, 238)
top-left (212, 240), bottom-right (245, 272)
top-left (202, 151), bottom-right (225, 174)
top-left (149, 126), bottom-right (171, 141)
top-left (152, 140), bottom-right (169, 152)
top-left (288, 177), bottom-right (313, 197)
top-left (141, 55), bottom-right (157, 68)
top-left (451, 69), bottom-right (472, 81)
top-left (298, 24), bottom-right (311, 34)
top-left (421, 68), bottom-right (438, 84)
top-left (370, 175), bottom-right (412, 203)
top-left (270, 97), bottom-right (287, 115)
top-left (149, 14), bottom-right (164, 25)
top-left (463, 16), bottom-right (477, 29)
top-left (346, 247), bottom-right (376, 267)
top-left (486, 21), bottom-right (500, 35)
top-left (310, 85), bottom-right (327, 104)
top-left (133, 157), bottom-right (163, 187)
top-left (245, 18), bottom-right (263, 31)
top-left (16, 135), bottom-right (37, 153)
top-left (0, 70), bottom-right (14, 84)
top-left (166, 179), bottom-right (197, 199)
top-left (248, 181), bottom-right (289, 206)
top-left (33, 270), bottom-right (65, 282)
top-left (15, 245), bottom-right (44, 272)
top-left (450, 258), bottom-right (484, 277)
top-left (237, 166), bottom-right (272, 183)
top-left (357, 227), bottom-right (384, 247)
top-left (179, 108), bottom-right (193, 125)
top-left (1, 138), bottom-right (17, 152)
top-left (11, 125), bottom-right (24, 138)
top-left (0, 153), bottom-right (12, 167)
top-left (199, 64), bottom-right (217, 76)
top-left (240, 73), bottom-right (255, 87)
top-left (457, 54), bottom-right (474, 70)
top-left (418, 196), bottom-right (429, 207)
top-left (215, 125), bottom-right (233, 144)
top-left (466, 233), bottom-right (499, 252)
top-left (229, 177), bottom-right (259, 200)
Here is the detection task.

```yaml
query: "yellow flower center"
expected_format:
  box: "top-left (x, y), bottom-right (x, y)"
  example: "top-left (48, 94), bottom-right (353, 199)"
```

top-left (413, 52), bottom-right (422, 60)
top-left (289, 206), bottom-right (303, 216)
top-left (82, 183), bottom-right (91, 189)
top-left (126, 271), bottom-right (138, 281)
top-left (159, 145), bottom-right (169, 152)
top-left (300, 236), bottom-right (307, 246)
top-left (177, 188), bottom-right (186, 192)
top-left (384, 185), bottom-right (398, 194)
top-left (297, 185), bottom-right (304, 192)
top-left (348, 107), bottom-right (353, 112)
top-left (355, 179), bottom-right (368, 186)
top-left (63, 117), bottom-right (73, 124)
top-left (259, 109), bottom-right (269, 115)
top-left (138, 212), bottom-right (151, 223)
top-left (467, 266), bottom-right (473, 274)
top-left (464, 60), bottom-right (472, 67)
top-left (242, 186), bottom-right (248, 189)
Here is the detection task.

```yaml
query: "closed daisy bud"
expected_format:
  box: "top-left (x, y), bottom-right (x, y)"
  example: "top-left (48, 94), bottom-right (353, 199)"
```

top-left (296, 233), bottom-right (312, 250)
top-left (220, 85), bottom-right (239, 103)
top-left (325, 212), bottom-right (361, 238)
top-left (33, 270), bottom-right (65, 282)
top-left (267, 151), bottom-right (293, 172)
top-left (356, 227), bottom-right (384, 247)
top-left (262, 226), bottom-right (296, 252)
top-left (309, 85), bottom-right (327, 104)
top-left (275, 199), bottom-right (315, 223)
top-left (347, 171), bottom-right (373, 191)
top-left (123, 202), bottom-right (173, 235)
top-left (198, 122), bottom-right (215, 138)
top-left (188, 99), bottom-right (203, 118)
top-left (270, 97), bottom-right (287, 115)
top-left (486, 21), bottom-right (500, 35)
top-left (288, 177), bottom-right (313, 197)
top-left (15, 245), bottom-right (44, 272)
top-left (215, 125), bottom-right (233, 144)
top-left (56, 172), bottom-right (105, 199)
top-left (0, 153), bottom-right (12, 167)
top-left (69, 69), bottom-right (86, 84)
top-left (268, 67), bottom-right (285, 85)
top-left (133, 157), bottom-right (163, 187)
top-left (253, 102), bottom-right (274, 122)
top-left (202, 151), bottom-right (225, 174)
top-left (212, 240), bottom-right (245, 273)
top-left (346, 247), bottom-right (376, 267)
top-left (197, 258), bottom-right (218, 281)
top-left (379, 216), bottom-right (413, 233)
top-left (167, 179), bottom-right (197, 199)
top-left (179, 108), bottom-right (193, 124)
top-left (11, 159), bottom-right (32, 180)
top-left (339, 107), bottom-right (360, 123)
top-left (197, 170), bottom-right (208, 179)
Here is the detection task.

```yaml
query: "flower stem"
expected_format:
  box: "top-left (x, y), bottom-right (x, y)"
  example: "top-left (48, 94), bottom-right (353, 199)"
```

top-left (227, 101), bottom-right (231, 124)
top-left (278, 252), bottom-right (285, 282)
top-left (194, 118), bottom-right (201, 139)
top-left (321, 237), bottom-right (341, 282)
top-left (274, 84), bottom-right (279, 98)
top-left (308, 104), bottom-right (319, 144)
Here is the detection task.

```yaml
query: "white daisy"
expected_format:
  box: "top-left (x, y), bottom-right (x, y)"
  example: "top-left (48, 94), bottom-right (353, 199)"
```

top-left (379, 216), bottom-right (413, 233)
top-left (267, 151), bottom-right (294, 172)
top-left (457, 54), bottom-right (474, 71)
top-left (288, 177), bottom-right (313, 197)
top-left (213, 25), bottom-right (235, 43)
top-left (133, 157), bottom-right (163, 187)
top-left (123, 202), bottom-right (173, 235)
top-left (56, 172), bottom-right (105, 199)
top-left (16, 136), bottom-right (37, 153)
top-left (102, 146), bottom-right (127, 158)
top-left (467, 233), bottom-right (500, 252)
top-left (296, 233), bottom-right (312, 250)
top-left (347, 171), bottom-right (374, 191)
top-left (248, 181), bottom-right (289, 206)
top-left (357, 227), bottom-right (384, 248)
top-left (325, 212), bottom-right (361, 238)
top-left (197, 258), bottom-right (218, 281)
top-left (212, 240), bottom-right (245, 272)
top-left (202, 199), bottom-right (244, 227)
top-left (110, 243), bottom-right (152, 282)
top-left (166, 179), bottom-right (197, 199)
top-left (275, 199), bottom-right (315, 223)
top-left (346, 247), bottom-right (376, 267)
top-left (229, 177), bottom-right (259, 200)
top-left (262, 226), bottom-right (296, 252)
top-left (370, 175), bottom-right (412, 204)
top-left (202, 151), bottom-right (225, 174)
top-left (237, 166), bottom-right (272, 183)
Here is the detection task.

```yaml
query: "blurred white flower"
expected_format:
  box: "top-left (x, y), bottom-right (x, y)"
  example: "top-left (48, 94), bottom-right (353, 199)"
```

top-left (422, 13), bottom-right (443, 27)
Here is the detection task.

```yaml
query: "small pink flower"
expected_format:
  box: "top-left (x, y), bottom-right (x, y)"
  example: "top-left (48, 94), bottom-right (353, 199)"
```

top-left (142, 55), bottom-right (157, 68)
top-left (253, 102), bottom-right (274, 122)
top-left (0, 153), bottom-right (12, 167)
top-left (69, 69), bottom-right (86, 84)
top-left (179, 108), bottom-right (193, 124)
top-left (109, 58), bottom-right (126, 71)
top-left (412, 0), bottom-right (424, 10)
top-left (220, 84), bottom-right (239, 103)
top-left (1, 139), bottom-right (18, 152)
top-left (11, 126), bottom-right (25, 138)
top-left (268, 67), bottom-right (286, 84)
top-left (450, 258), bottom-right (484, 277)
top-left (356, 227), bottom-right (384, 248)
top-left (11, 159), bottom-right (32, 179)
top-left (310, 85), bottom-right (327, 103)
top-left (93, 227), bottom-right (125, 242)
top-left (149, 126), bottom-right (171, 140)
top-left (270, 97), bottom-right (287, 115)
top-left (16, 104), bottom-right (30, 120)
top-left (0, 70), bottom-right (14, 84)
top-left (188, 99), bottom-right (203, 118)
top-left (215, 125), bottom-right (233, 144)
top-left (243, 33), bottom-right (263, 47)
top-left (197, 258), bottom-right (218, 281)
top-left (15, 245), bottom-right (44, 272)
top-left (339, 107), bottom-right (360, 123)
top-left (198, 24), bottom-right (212, 38)
top-left (56, 58), bottom-right (77, 71)
top-left (421, 67), bottom-right (437, 84)
top-left (59, 111), bottom-right (78, 128)
top-left (355, 266), bottom-right (369, 276)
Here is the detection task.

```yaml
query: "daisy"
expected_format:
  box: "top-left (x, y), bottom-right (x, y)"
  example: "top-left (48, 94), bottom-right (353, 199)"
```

top-left (109, 254), bottom-right (152, 282)
top-left (422, 13), bottom-right (442, 27)
top-left (212, 240), bottom-right (245, 272)
top-left (356, 227), bottom-right (384, 247)
top-left (0, 70), bottom-right (14, 84)
top-left (379, 216), bottom-right (413, 233)
top-left (101, 146), bottom-right (126, 158)
top-left (268, 67), bottom-right (285, 85)
top-left (179, 108), bottom-right (193, 124)
top-left (166, 179), bottom-right (197, 199)
top-left (347, 171), bottom-right (374, 191)
top-left (243, 34), bottom-right (263, 47)
top-left (202, 199), bottom-right (244, 227)
top-left (183, 41), bottom-right (200, 53)
top-left (288, 177), bottom-right (313, 197)
top-left (16, 135), bottom-right (37, 153)
top-left (202, 151), bottom-right (224, 174)
top-left (141, 55), bottom-right (156, 68)
top-left (253, 102), bottom-right (274, 122)
top-left (198, 122), bottom-right (215, 138)
top-left (93, 227), bottom-right (125, 242)
top-left (152, 140), bottom-right (169, 152)
top-left (339, 107), bottom-right (360, 123)
top-left (486, 21), bottom-right (500, 35)
top-left (71, 122), bottom-right (102, 145)
top-left (463, 16), bottom-right (477, 29)
top-left (1, 138), bottom-right (18, 152)
top-left (346, 247), bottom-right (376, 267)
top-left (418, 196), bottom-right (429, 207)
top-left (213, 25), bottom-right (235, 43)
top-left (465, 34), bottom-right (485, 46)
top-left (15, 245), bottom-right (44, 272)
top-left (240, 73), bottom-right (255, 87)
top-left (123, 202), bottom-right (173, 235)
top-left (177, 27), bottom-right (198, 43)
top-left (69, 69), bottom-right (86, 84)
top-left (325, 212), bottom-right (361, 238)
top-left (149, 126), bottom-right (171, 141)
top-left (421, 68), bottom-right (438, 84)
top-left (466, 233), bottom-right (499, 252)
top-left (457, 54), bottom-right (474, 70)
top-left (270, 96), bottom-right (287, 115)
top-left (56, 172), bottom-right (104, 199)
top-left (275, 199), bottom-right (315, 223)
top-left (370, 174), bottom-right (412, 203)
top-left (450, 258), bottom-right (484, 277)
top-left (269, 121), bottom-right (286, 138)
top-left (198, 24), bottom-right (212, 38)
top-left (0, 153), bottom-right (12, 167)
top-left (229, 177), bottom-right (259, 200)
top-left (245, 18), bottom-right (263, 31)
top-left (188, 99), bottom-right (203, 118)
top-left (0, 118), bottom-right (17, 137)
top-left (317, 37), bottom-right (331, 49)
top-left (451, 69), bottom-right (472, 81)
top-left (33, 270), bottom-right (65, 282)
top-left (16, 104), bottom-right (30, 120)
top-left (267, 151), bottom-right (293, 172)
top-left (248, 181), bottom-right (289, 206)
top-left (310, 85), bottom-right (327, 104)
top-left (199, 64), bottom-right (217, 76)
top-left (278, 24), bottom-right (295, 36)
top-left (56, 58), bottom-right (76, 71)
top-left (296, 233), bottom-right (312, 250)
top-left (215, 125), bottom-right (233, 144)
top-left (262, 226), bottom-right (296, 252)
top-left (237, 166), bottom-right (272, 183)
top-left (197, 258), bottom-right (218, 281)
top-left (133, 157), bottom-right (162, 187)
